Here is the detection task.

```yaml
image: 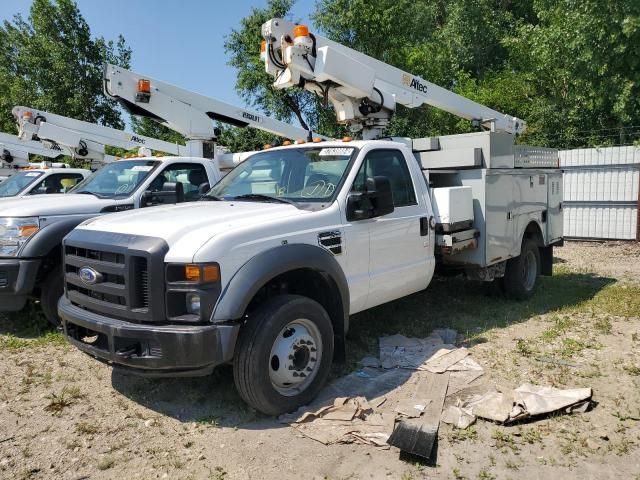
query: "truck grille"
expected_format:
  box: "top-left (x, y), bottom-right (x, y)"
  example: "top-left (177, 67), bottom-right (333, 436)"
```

top-left (63, 230), bottom-right (168, 323)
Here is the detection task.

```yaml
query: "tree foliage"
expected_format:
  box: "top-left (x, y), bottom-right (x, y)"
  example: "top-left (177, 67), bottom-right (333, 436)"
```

top-left (0, 0), bottom-right (131, 134)
top-left (228, 0), bottom-right (640, 148)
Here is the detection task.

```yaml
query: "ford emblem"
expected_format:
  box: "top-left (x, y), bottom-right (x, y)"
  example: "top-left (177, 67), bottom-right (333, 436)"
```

top-left (79, 266), bottom-right (103, 285)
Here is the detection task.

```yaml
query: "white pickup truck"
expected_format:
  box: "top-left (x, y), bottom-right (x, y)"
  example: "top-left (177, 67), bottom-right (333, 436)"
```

top-left (59, 131), bottom-right (563, 415)
top-left (0, 167), bottom-right (90, 199)
top-left (0, 156), bottom-right (221, 323)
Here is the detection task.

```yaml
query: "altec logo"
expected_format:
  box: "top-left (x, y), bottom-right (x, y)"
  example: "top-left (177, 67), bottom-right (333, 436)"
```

top-left (402, 74), bottom-right (428, 94)
top-left (130, 135), bottom-right (146, 144)
top-left (242, 112), bottom-right (262, 123)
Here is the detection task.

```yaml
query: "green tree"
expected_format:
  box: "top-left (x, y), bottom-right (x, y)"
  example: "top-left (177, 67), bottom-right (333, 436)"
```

top-left (0, 0), bottom-right (131, 134)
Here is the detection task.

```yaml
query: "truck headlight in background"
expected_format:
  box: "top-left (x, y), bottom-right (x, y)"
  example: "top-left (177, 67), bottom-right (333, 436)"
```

top-left (0, 217), bottom-right (40, 256)
top-left (165, 263), bottom-right (221, 322)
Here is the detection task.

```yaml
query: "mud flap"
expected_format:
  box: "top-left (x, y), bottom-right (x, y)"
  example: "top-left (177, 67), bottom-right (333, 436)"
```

top-left (540, 246), bottom-right (553, 276)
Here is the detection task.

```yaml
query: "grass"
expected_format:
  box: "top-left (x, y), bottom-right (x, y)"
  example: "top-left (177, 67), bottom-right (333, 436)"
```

top-left (0, 308), bottom-right (65, 351)
top-left (44, 385), bottom-right (85, 414)
top-left (491, 430), bottom-right (519, 453)
top-left (342, 269), bottom-right (634, 369)
top-left (448, 426), bottom-right (478, 444)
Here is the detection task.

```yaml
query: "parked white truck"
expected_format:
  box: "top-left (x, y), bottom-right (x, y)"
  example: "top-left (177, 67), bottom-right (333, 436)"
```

top-left (58, 19), bottom-right (563, 416)
top-left (1, 77), bottom-right (314, 323)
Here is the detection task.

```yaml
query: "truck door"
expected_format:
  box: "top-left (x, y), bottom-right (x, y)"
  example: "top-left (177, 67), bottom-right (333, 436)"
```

top-left (360, 149), bottom-right (432, 309)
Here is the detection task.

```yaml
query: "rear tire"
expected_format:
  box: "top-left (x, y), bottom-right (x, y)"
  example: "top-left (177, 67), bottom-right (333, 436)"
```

top-left (504, 239), bottom-right (540, 300)
top-left (233, 294), bottom-right (334, 416)
top-left (40, 266), bottom-right (63, 326)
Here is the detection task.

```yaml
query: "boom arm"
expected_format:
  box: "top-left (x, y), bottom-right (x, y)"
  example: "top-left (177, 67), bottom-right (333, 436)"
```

top-left (103, 64), bottom-right (328, 151)
top-left (261, 18), bottom-right (526, 139)
top-left (0, 131), bottom-right (68, 169)
top-left (13, 106), bottom-right (186, 167)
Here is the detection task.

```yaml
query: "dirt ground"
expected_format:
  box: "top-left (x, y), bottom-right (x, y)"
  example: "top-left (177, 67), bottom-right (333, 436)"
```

top-left (1, 241), bottom-right (639, 480)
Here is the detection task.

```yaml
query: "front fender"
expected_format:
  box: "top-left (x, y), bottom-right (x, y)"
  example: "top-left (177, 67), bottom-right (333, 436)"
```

top-left (212, 243), bottom-right (349, 326)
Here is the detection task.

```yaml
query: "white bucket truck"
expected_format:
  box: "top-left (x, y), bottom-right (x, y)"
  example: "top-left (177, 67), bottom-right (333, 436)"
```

top-left (59, 21), bottom-right (562, 415)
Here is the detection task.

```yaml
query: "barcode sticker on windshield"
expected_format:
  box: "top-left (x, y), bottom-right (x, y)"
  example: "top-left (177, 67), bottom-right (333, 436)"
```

top-left (25, 172), bottom-right (40, 176)
top-left (319, 148), bottom-right (354, 157)
top-left (131, 165), bottom-right (153, 172)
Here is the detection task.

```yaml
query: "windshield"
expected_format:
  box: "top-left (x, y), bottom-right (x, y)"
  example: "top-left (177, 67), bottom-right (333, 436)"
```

top-left (70, 160), bottom-right (160, 198)
top-left (208, 146), bottom-right (357, 203)
top-left (0, 171), bottom-right (44, 197)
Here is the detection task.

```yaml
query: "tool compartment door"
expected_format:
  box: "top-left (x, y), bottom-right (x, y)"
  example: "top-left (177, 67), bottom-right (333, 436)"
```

top-left (547, 172), bottom-right (563, 243)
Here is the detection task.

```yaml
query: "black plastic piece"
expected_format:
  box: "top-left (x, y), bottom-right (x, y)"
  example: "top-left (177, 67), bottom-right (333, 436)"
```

top-left (0, 258), bottom-right (41, 311)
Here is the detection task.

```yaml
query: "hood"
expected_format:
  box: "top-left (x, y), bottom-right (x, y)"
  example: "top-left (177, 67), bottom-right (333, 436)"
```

top-left (79, 200), bottom-right (310, 247)
top-left (0, 193), bottom-right (119, 217)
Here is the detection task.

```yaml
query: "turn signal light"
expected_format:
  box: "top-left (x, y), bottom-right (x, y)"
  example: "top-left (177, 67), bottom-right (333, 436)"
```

top-left (185, 264), bottom-right (220, 283)
top-left (342, 136), bottom-right (353, 142)
top-left (19, 224), bottom-right (39, 237)
top-left (138, 79), bottom-right (151, 93)
top-left (293, 24), bottom-right (309, 38)
top-left (295, 139), bottom-right (306, 144)
top-left (312, 137), bottom-right (322, 143)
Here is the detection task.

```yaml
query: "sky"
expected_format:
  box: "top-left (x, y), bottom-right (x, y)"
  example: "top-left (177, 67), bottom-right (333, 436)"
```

top-left (0, 0), bottom-right (316, 110)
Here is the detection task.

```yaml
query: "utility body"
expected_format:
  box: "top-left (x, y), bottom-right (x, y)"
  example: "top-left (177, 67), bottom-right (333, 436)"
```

top-left (58, 21), bottom-right (563, 415)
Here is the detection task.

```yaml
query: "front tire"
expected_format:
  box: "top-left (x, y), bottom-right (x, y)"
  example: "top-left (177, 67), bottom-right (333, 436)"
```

top-left (504, 239), bottom-right (540, 300)
top-left (40, 265), bottom-right (64, 326)
top-left (233, 295), bottom-right (334, 416)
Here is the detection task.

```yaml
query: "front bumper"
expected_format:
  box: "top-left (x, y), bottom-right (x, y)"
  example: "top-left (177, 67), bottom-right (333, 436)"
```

top-left (0, 258), bottom-right (40, 311)
top-left (59, 297), bottom-right (239, 376)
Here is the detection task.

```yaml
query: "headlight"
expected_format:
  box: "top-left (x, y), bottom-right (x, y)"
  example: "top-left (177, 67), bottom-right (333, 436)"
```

top-left (0, 217), bottom-right (40, 257)
top-left (185, 293), bottom-right (201, 315)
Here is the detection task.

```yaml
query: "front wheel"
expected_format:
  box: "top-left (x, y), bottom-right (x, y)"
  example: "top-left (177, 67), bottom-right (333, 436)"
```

top-left (503, 239), bottom-right (540, 300)
top-left (40, 265), bottom-right (63, 326)
top-left (233, 295), bottom-right (334, 416)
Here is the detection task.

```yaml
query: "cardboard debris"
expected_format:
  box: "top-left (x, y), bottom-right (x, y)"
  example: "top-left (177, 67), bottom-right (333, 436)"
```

top-left (441, 404), bottom-right (476, 429)
top-left (423, 347), bottom-right (469, 373)
top-left (459, 384), bottom-right (593, 425)
top-left (387, 371), bottom-right (450, 460)
top-left (447, 370), bottom-right (485, 397)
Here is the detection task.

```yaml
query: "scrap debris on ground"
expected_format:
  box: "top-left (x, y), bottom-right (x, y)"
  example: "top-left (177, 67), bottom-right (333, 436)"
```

top-left (280, 329), bottom-right (594, 461)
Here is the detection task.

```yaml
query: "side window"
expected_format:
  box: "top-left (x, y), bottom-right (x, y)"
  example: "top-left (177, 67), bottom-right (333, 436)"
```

top-left (29, 173), bottom-right (84, 195)
top-left (350, 150), bottom-right (417, 207)
top-left (154, 163), bottom-right (209, 201)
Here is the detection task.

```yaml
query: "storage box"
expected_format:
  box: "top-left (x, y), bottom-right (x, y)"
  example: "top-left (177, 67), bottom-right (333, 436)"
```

top-left (431, 186), bottom-right (474, 232)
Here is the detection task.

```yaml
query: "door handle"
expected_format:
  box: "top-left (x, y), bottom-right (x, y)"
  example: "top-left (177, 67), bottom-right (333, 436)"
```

top-left (420, 217), bottom-right (429, 236)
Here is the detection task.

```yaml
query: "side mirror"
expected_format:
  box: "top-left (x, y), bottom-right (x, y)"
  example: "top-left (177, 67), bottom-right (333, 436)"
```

top-left (142, 182), bottom-right (185, 207)
top-left (346, 176), bottom-right (394, 221)
top-left (198, 182), bottom-right (210, 195)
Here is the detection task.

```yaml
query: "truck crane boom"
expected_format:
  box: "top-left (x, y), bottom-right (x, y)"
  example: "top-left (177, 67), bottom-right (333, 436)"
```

top-left (1, 131), bottom-right (69, 167)
top-left (13, 106), bottom-right (187, 168)
top-left (261, 18), bottom-right (526, 139)
top-left (103, 64), bottom-right (328, 157)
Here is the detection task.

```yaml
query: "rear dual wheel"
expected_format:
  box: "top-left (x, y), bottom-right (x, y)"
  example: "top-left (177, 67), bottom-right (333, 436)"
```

top-left (503, 238), bottom-right (541, 300)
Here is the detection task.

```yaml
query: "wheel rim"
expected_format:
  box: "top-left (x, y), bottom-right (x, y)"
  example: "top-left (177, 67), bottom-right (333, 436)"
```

top-left (269, 318), bottom-right (323, 397)
top-left (521, 250), bottom-right (537, 291)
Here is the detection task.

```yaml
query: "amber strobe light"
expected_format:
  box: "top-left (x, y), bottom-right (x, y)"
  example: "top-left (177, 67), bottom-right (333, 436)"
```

top-left (137, 79), bottom-right (151, 93)
top-left (293, 24), bottom-right (309, 38)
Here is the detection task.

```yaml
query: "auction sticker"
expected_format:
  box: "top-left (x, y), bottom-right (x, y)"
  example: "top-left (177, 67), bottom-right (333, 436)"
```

top-left (319, 148), bottom-right (354, 157)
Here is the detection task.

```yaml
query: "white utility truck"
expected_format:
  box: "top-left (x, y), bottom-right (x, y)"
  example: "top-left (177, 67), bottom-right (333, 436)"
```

top-left (59, 20), bottom-right (563, 415)
top-left (0, 132), bottom-right (90, 193)
top-left (2, 81), bottom-right (313, 323)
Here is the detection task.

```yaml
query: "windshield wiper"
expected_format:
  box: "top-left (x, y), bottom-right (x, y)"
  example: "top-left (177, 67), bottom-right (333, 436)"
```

top-left (232, 194), bottom-right (297, 206)
top-left (200, 195), bottom-right (222, 201)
